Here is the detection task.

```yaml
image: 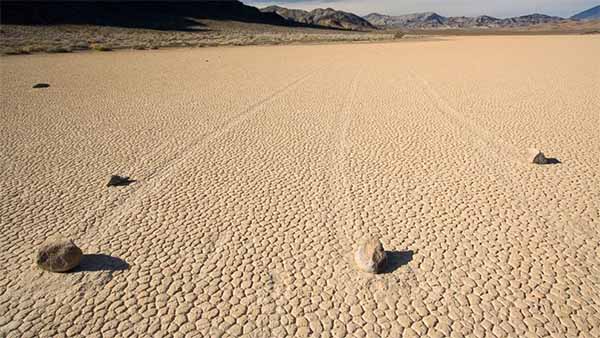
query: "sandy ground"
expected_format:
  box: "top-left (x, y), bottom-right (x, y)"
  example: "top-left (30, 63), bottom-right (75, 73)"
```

top-left (1, 36), bottom-right (599, 337)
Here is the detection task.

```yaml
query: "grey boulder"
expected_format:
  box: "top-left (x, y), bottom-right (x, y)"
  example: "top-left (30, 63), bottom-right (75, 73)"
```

top-left (355, 238), bottom-right (387, 273)
top-left (36, 237), bottom-right (83, 272)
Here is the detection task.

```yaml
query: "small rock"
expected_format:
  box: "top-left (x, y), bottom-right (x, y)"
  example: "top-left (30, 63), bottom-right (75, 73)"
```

top-left (355, 238), bottom-right (387, 273)
top-left (36, 237), bottom-right (82, 272)
top-left (528, 148), bottom-right (548, 164)
top-left (33, 83), bottom-right (50, 89)
top-left (107, 175), bottom-right (133, 187)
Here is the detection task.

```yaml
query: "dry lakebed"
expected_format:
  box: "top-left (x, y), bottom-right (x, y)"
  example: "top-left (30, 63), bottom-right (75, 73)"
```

top-left (1, 35), bottom-right (599, 337)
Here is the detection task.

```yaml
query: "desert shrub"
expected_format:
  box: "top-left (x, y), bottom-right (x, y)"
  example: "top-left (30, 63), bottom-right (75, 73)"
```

top-left (19, 47), bottom-right (33, 54)
top-left (46, 46), bottom-right (72, 53)
top-left (22, 45), bottom-right (45, 53)
top-left (3, 48), bottom-right (29, 55)
top-left (166, 41), bottom-right (189, 48)
top-left (71, 41), bottom-right (90, 50)
top-left (92, 44), bottom-right (113, 51)
top-left (252, 35), bottom-right (274, 44)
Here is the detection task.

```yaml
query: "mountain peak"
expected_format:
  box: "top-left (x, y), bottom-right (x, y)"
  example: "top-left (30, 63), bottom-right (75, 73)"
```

top-left (571, 5), bottom-right (600, 20)
top-left (261, 6), bottom-right (375, 30)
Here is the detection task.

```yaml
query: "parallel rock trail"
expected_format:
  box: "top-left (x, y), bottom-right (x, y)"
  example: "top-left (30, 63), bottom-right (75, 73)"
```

top-left (330, 66), bottom-right (362, 270)
top-left (78, 63), bottom-right (329, 237)
top-left (407, 69), bottom-right (524, 164)
top-left (406, 68), bottom-right (598, 243)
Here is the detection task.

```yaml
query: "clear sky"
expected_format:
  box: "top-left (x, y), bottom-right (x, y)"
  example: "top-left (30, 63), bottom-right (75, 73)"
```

top-left (244, 0), bottom-right (598, 18)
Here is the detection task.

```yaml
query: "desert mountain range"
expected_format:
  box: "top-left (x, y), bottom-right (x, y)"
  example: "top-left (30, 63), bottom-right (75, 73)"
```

top-left (1, 1), bottom-right (599, 31)
top-left (263, 4), bottom-right (600, 31)
top-left (363, 12), bottom-right (566, 29)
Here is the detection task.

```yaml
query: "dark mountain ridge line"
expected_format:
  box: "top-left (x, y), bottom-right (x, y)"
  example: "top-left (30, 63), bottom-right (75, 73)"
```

top-left (0, 1), bottom-right (293, 30)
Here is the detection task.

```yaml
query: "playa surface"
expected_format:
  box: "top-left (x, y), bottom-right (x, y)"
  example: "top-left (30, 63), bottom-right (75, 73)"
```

top-left (1, 36), bottom-right (599, 337)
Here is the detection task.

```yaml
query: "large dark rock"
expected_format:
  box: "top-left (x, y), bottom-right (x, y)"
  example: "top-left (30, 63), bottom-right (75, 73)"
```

top-left (528, 148), bottom-right (549, 164)
top-left (36, 237), bottom-right (83, 272)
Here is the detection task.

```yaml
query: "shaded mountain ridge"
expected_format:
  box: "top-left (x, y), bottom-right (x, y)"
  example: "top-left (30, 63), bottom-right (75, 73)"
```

top-left (1, 1), bottom-right (289, 30)
top-left (571, 5), bottom-right (600, 20)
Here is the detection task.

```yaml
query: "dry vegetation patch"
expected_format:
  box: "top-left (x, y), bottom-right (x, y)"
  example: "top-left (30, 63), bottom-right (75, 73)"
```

top-left (1, 22), bottom-right (397, 55)
top-left (91, 44), bottom-right (113, 52)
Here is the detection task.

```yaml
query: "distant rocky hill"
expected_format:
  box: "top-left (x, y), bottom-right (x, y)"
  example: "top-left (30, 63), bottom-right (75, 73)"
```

top-left (261, 6), bottom-right (375, 30)
top-left (571, 5), bottom-right (600, 20)
top-left (364, 12), bottom-right (566, 29)
top-left (364, 12), bottom-right (444, 28)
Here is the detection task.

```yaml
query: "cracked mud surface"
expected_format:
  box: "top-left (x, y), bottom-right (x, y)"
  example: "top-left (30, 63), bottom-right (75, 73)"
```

top-left (1, 36), bottom-right (599, 337)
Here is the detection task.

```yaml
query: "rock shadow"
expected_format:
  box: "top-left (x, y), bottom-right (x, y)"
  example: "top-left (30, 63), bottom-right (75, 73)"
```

top-left (382, 250), bottom-right (413, 273)
top-left (74, 254), bottom-right (129, 272)
top-left (543, 157), bottom-right (561, 165)
top-left (107, 176), bottom-right (136, 187)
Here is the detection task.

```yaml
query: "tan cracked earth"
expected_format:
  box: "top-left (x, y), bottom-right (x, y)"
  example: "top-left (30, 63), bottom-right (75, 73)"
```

top-left (1, 36), bottom-right (599, 337)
